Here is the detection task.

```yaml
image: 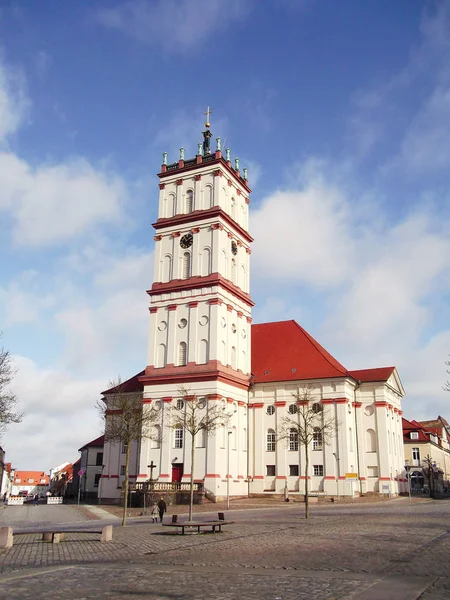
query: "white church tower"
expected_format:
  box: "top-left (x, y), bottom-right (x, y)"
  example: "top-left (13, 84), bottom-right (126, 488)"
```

top-left (137, 110), bottom-right (253, 499)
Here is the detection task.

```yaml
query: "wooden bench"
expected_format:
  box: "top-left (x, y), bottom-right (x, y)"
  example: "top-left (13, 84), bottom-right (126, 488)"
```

top-left (0, 525), bottom-right (113, 548)
top-left (162, 520), bottom-right (234, 535)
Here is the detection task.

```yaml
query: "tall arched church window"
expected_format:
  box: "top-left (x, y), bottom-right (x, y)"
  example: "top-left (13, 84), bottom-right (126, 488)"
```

top-left (366, 428), bottom-right (377, 452)
top-left (151, 425), bottom-right (161, 449)
top-left (162, 254), bottom-right (172, 282)
top-left (202, 247), bottom-right (211, 276)
top-left (289, 428), bottom-right (298, 451)
top-left (205, 185), bottom-right (213, 208)
top-left (231, 197), bottom-right (236, 219)
top-left (186, 189), bottom-right (194, 213)
top-left (178, 342), bottom-right (187, 366)
top-left (231, 346), bottom-right (237, 370)
top-left (165, 193), bottom-right (175, 218)
top-left (231, 258), bottom-right (237, 284)
top-left (266, 429), bottom-right (276, 452)
top-left (240, 264), bottom-right (246, 290)
top-left (198, 339), bottom-right (208, 364)
top-left (156, 344), bottom-right (166, 368)
top-left (182, 252), bottom-right (191, 279)
top-left (313, 428), bottom-right (323, 450)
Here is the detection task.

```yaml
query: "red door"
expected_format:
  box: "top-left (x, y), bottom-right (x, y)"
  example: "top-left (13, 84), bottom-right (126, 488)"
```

top-left (172, 464), bottom-right (183, 482)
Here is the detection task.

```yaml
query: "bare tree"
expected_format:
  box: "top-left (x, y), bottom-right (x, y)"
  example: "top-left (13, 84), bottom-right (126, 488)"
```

top-left (166, 386), bottom-right (230, 521)
top-left (97, 376), bottom-right (159, 526)
top-left (444, 356), bottom-right (450, 392)
top-left (278, 386), bottom-right (337, 519)
top-left (422, 454), bottom-right (441, 499)
top-left (0, 331), bottom-right (24, 437)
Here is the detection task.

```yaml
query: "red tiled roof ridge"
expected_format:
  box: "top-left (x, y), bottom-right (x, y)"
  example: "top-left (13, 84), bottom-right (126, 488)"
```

top-left (78, 434), bottom-right (104, 451)
top-left (348, 366), bottom-right (395, 382)
top-left (102, 370), bottom-right (145, 395)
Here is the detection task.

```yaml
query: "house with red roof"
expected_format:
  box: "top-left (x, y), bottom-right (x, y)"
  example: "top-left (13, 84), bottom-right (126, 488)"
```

top-left (78, 435), bottom-right (104, 502)
top-left (11, 471), bottom-right (49, 497)
top-left (402, 417), bottom-right (450, 495)
top-left (99, 125), bottom-right (406, 501)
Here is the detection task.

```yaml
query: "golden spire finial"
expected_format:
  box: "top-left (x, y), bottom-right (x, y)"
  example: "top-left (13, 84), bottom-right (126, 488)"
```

top-left (204, 105), bottom-right (212, 128)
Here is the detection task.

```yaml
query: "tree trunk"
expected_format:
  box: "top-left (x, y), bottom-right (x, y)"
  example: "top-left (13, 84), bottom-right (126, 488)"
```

top-left (189, 433), bottom-right (195, 521)
top-left (304, 444), bottom-right (309, 519)
top-left (122, 442), bottom-right (131, 527)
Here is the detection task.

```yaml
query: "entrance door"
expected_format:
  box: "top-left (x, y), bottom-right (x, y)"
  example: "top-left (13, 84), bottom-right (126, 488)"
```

top-left (172, 464), bottom-right (184, 482)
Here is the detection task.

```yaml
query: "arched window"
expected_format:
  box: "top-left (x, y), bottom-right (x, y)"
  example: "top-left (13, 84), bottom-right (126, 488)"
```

top-left (221, 341), bottom-right (226, 364)
top-left (178, 342), bottom-right (187, 366)
top-left (186, 189), bottom-right (194, 213)
top-left (231, 197), bottom-right (236, 219)
top-left (349, 427), bottom-right (353, 452)
top-left (312, 402), bottom-right (322, 414)
top-left (240, 264), bottom-right (246, 290)
top-left (267, 429), bottom-right (276, 452)
top-left (366, 428), bottom-right (377, 452)
top-left (289, 428), bottom-right (298, 451)
top-left (165, 193), bottom-right (175, 217)
top-left (205, 185), bottom-right (213, 208)
top-left (196, 427), bottom-right (206, 448)
top-left (151, 425), bottom-right (161, 449)
top-left (231, 258), bottom-right (237, 284)
top-left (241, 350), bottom-right (246, 373)
top-left (198, 339), bottom-right (208, 364)
top-left (182, 252), bottom-right (191, 279)
top-left (156, 344), bottom-right (166, 368)
top-left (313, 428), bottom-right (323, 450)
top-left (202, 247), bottom-right (211, 276)
top-left (174, 426), bottom-right (183, 449)
top-left (162, 254), bottom-right (172, 282)
top-left (231, 346), bottom-right (237, 370)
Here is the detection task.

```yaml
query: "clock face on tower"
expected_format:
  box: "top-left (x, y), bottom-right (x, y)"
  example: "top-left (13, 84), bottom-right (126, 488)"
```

top-left (180, 233), bottom-right (193, 249)
top-left (231, 240), bottom-right (238, 255)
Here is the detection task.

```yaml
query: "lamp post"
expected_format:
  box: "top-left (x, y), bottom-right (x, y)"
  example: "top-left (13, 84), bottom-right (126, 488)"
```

top-left (227, 430), bottom-right (232, 510)
top-left (333, 452), bottom-right (340, 501)
top-left (405, 460), bottom-right (412, 502)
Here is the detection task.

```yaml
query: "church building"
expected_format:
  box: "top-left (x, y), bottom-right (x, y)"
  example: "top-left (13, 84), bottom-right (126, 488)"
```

top-left (100, 116), bottom-right (406, 501)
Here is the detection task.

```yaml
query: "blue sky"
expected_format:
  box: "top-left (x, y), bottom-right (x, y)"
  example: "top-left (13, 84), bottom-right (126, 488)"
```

top-left (0, 0), bottom-right (449, 470)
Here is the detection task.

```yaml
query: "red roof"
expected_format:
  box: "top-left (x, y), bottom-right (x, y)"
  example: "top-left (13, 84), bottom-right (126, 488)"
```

top-left (14, 471), bottom-right (50, 485)
top-left (402, 418), bottom-right (433, 443)
top-left (348, 367), bottom-right (395, 383)
top-left (102, 371), bottom-right (144, 395)
top-left (78, 434), bottom-right (104, 452)
top-left (251, 320), bottom-right (349, 383)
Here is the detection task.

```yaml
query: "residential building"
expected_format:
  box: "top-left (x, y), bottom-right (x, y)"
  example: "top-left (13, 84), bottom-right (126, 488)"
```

top-left (100, 121), bottom-right (406, 501)
top-left (50, 462), bottom-right (73, 497)
top-left (11, 471), bottom-right (49, 496)
top-left (403, 416), bottom-right (450, 494)
top-left (78, 435), bottom-right (104, 501)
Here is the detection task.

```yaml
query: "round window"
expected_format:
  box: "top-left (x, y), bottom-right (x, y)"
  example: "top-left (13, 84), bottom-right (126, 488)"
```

top-left (153, 400), bottom-right (162, 411)
top-left (242, 329), bottom-right (247, 339)
top-left (221, 317), bottom-right (226, 328)
top-left (231, 323), bottom-right (236, 333)
top-left (288, 404), bottom-right (298, 415)
top-left (365, 405), bottom-right (374, 416)
top-left (197, 397), bottom-right (206, 409)
top-left (177, 399), bottom-right (185, 410)
top-left (312, 403), bottom-right (322, 414)
top-left (178, 318), bottom-right (187, 329)
top-left (267, 405), bottom-right (275, 416)
top-left (199, 315), bottom-right (209, 326)
top-left (158, 321), bottom-right (167, 331)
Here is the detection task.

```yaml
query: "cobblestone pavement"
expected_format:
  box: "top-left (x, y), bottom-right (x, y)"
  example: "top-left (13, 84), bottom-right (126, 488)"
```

top-left (1, 499), bottom-right (450, 598)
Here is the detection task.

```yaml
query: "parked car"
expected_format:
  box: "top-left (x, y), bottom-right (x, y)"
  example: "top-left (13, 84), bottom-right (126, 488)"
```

top-left (18, 490), bottom-right (29, 497)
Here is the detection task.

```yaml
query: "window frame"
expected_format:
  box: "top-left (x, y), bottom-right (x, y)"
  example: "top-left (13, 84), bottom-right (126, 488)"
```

top-left (266, 428), bottom-right (276, 452)
top-left (174, 427), bottom-right (184, 449)
top-left (313, 465), bottom-right (324, 476)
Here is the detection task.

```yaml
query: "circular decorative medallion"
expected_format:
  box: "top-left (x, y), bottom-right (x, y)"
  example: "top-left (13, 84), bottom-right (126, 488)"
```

top-left (221, 317), bottom-right (226, 328)
top-left (154, 400), bottom-right (162, 411)
top-left (199, 315), bottom-right (209, 326)
top-left (231, 240), bottom-right (238, 255)
top-left (178, 318), bottom-right (187, 329)
top-left (158, 321), bottom-right (167, 331)
top-left (365, 405), bottom-right (374, 416)
top-left (231, 323), bottom-right (236, 333)
top-left (180, 233), bottom-right (193, 249)
top-left (242, 329), bottom-right (247, 339)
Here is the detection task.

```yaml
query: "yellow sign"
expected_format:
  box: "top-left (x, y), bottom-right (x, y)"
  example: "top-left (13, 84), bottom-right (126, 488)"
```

top-left (345, 473), bottom-right (358, 479)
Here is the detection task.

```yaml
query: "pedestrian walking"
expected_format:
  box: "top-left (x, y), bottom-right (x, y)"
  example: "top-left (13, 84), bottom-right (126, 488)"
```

top-left (151, 501), bottom-right (159, 523)
top-left (157, 497), bottom-right (167, 523)
top-left (2, 492), bottom-right (7, 503)
top-left (33, 493), bottom-right (39, 506)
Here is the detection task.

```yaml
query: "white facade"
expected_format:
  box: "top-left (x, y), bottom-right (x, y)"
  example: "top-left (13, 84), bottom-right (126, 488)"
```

top-left (101, 131), bottom-right (406, 501)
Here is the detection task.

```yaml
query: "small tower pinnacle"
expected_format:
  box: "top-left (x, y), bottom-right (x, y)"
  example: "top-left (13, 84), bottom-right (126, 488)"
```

top-left (202, 105), bottom-right (213, 156)
top-left (204, 105), bottom-right (212, 128)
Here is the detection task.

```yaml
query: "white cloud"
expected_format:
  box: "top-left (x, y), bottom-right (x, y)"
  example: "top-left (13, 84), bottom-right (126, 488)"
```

top-left (251, 170), bottom-right (355, 287)
top-left (96, 0), bottom-right (251, 52)
top-left (0, 152), bottom-right (129, 247)
top-left (0, 270), bottom-right (56, 326)
top-left (2, 356), bottom-right (105, 469)
top-left (0, 56), bottom-right (28, 145)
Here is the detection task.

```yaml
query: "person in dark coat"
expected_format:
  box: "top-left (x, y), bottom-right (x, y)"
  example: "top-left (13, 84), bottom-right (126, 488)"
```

top-left (157, 497), bottom-right (166, 523)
